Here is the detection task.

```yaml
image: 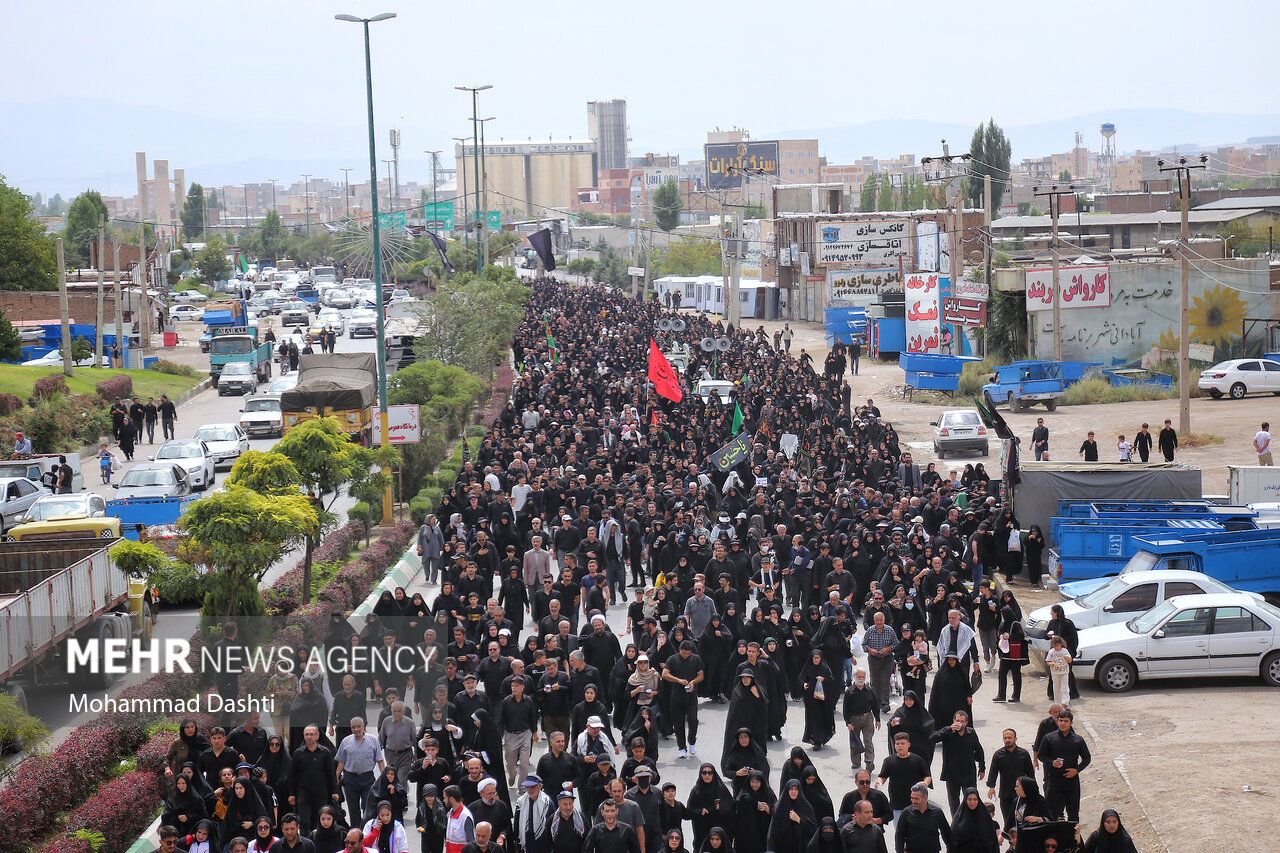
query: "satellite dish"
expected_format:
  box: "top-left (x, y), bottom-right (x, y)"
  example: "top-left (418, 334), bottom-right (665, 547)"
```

top-left (672, 318), bottom-right (686, 332)
top-left (715, 337), bottom-right (731, 352)
top-left (659, 318), bottom-right (673, 332)
top-left (700, 337), bottom-right (716, 352)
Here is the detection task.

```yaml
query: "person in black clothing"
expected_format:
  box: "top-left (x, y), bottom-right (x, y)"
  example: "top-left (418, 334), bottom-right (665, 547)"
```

top-left (226, 712), bottom-right (268, 768)
top-left (929, 710), bottom-right (985, 815)
top-left (987, 728), bottom-right (1034, 834)
top-left (143, 397), bottom-right (159, 443)
top-left (1031, 418), bottom-right (1049, 461)
top-left (1078, 432), bottom-right (1099, 462)
top-left (1037, 708), bottom-right (1090, 823)
top-left (1158, 418), bottom-right (1178, 461)
top-left (583, 799), bottom-right (641, 853)
top-left (129, 397), bottom-right (146, 441)
top-left (159, 394), bottom-right (177, 440)
top-left (875, 734), bottom-right (931, 820)
top-left (838, 769), bottom-right (892, 828)
top-left (290, 725), bottom-right (340, 834)
top-left (1133, 423), bottom-right (1153, 462)
top-left (1043, 605), bottom-right (1080, 700)
top-left (661, 641), bottom-right (703, 756)
top-left (894, 782), bottom-right (951, 853)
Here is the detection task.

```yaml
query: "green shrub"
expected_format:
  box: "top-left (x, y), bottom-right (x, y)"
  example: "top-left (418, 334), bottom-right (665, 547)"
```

top-left (348, 500), bottom-right (384, 526)
top-left (70, 395), bottom-right (112, 445)
top-left (148, 359), bottom-right (200, 378)
top-left (0, 394), bottom-right (24, 416)
top-left (32, 374), bottom-right (68, 401)
top-left (956, 360), bottom-right (996, 397)
top-left (1060, 376), bottom-right (1177, 406)
top-left (94, 374), bottom-right (133, 401)
top-left (465, 424), bottom-right (486, 437)
top-left (19, 399), bottom-right (76, 452)
top-left (149, 562), bottom-right (206, 607)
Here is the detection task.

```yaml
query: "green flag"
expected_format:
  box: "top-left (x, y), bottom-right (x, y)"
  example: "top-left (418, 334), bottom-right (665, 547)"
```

top-left (236, 255), bottom-right (249, 273)
top-left (732, 403), bottom-right (744, 434)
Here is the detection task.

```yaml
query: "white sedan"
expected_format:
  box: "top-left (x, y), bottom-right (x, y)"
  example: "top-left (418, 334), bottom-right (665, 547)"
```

top-left (22, 350), bottom-right (104, 367)
top-left (1074, 592), bottom-right (1280, 692)
top-left (151, 439), bottom-right (216, 491)
top-left (192, 424), bottom-right (249, 468)
top-left (170, 304), bottom-right (205, 322)
top-left (171, 289), bottom-right (208, 305)
top-left (1197, 358), bottom-right (1280, 399)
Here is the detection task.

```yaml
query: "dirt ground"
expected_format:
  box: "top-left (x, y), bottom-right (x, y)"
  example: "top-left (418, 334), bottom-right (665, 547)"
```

top-left (741, 314), bottom-right (1280, 852)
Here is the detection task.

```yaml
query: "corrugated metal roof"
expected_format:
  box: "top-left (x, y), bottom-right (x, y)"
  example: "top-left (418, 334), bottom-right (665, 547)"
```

top-left (991, 209), bottom-right (1262, 230)
top-left (1194, 195), bottom-right (1280, 210)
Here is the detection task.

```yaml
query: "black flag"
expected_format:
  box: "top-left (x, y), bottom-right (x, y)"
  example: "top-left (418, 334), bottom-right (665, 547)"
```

top-left (528, 228), bottom-right (556, 271)
top-left (427, 231), bottom-right (455, 273)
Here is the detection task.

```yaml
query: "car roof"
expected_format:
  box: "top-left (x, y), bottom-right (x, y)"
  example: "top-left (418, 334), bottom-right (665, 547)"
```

top-left (1111, 569), bottom-right (1224, 585)
top-left (1164, 592), bottom-right (1264, 608)
top-left (939, 408), bottom-right (980, 416)
top-left (33, 492), bottom-right (91, 503)
top-left (126, 461), bottom-right (180, 472)
top-left (195, 423), bottom-right (239, 432)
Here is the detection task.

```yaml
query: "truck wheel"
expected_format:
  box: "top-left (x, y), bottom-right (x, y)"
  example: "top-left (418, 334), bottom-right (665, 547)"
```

top-left (1008, 393), bottom-right (1021, 413)
top-left (1263, 651), bottom-right (1280, 687)
top-left (84, 620), bottom-right (116, 691)
top-left (1045, 399), bottom-right (1058, 412)
top-left (136, 600), bottom-right (155, 652)
top-left (1230, 382), bottom-right (1248, 400)
top-left (1097, 656), bottom-right (1136, 693)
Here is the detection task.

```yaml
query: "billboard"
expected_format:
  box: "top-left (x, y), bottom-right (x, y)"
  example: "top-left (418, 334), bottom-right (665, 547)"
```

top-left (369, 404), bottom-right (421, 445)
top-left (705, 141), bottom-right (780, 190)
top-left (915, 220), bottom-right (950, 273)
top-left (904, 272), bottom-right (943, 353)
top-left (816, 219), bottom-right (910, 265)
top-left (1026, 265), bottom-right (1111, 311)
top-left (741, 220), bottom-right (762, 279)
top-left (828, 268), bottom-right (901, 304)
top-left (941, 296), bottom-right (988, 327)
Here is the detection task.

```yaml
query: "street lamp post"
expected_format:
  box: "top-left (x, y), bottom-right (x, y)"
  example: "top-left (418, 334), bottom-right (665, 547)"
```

top-left (336, 10), bottom-right (396, 526)
top-left (456, 84), bottom-right (491, 274)
top-left (477, 116), bottom-right (495, 268)
top-left (424, 149), bottom-right (441, 230)
top-left (301, 173), bottom-right (312, 238)
top-left (339, 167), bottom-right (353, 218)
top-left (452, 136), bottom-right (472, 258)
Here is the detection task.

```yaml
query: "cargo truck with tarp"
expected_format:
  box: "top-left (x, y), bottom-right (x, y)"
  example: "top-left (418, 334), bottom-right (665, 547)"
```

top-left (280, 352), bottom-right (377, 442)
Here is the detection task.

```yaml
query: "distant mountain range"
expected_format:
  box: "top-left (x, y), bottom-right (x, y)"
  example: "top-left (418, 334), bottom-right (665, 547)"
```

top-left (5, 99), bottom-right (1279, 198)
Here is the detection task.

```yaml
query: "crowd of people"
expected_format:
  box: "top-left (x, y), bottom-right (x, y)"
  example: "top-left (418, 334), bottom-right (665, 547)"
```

top-left (156, 278), bottom-right (1138, 853)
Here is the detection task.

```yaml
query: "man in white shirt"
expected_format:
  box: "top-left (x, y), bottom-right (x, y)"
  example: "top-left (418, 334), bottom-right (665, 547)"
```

top-left (1255, 422), bottom-right (1273, 466)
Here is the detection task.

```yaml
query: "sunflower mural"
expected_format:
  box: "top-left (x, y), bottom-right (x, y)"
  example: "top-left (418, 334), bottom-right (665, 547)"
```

top-left (1188, 285), bottom-right (1248, 349)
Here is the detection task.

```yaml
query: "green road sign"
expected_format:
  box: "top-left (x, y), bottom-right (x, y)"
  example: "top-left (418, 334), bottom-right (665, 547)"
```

top-left (487, 210), bottom-right (501, 231)
top-left (378, 211), bottom-right (406, 229)
top-left (424, 201), bottom-right (454, 230)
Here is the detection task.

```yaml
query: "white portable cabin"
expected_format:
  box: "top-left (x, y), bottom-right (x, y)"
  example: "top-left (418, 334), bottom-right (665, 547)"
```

top-left (653, 275), bottom-right (703, 309)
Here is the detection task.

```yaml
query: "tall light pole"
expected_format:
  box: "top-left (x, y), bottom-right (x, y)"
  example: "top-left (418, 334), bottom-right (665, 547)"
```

top-left (336, 10), bottom-right (396, 527)
top-left (339, 167), bottom-right (353, 217)
top-left (424, 149), bottom-right (441, 229)
top-left (452, 136), bottom-right (472, 253)
top-left (301, 173), bottom-right (312, 238)
top-left (456, 84), bottom-right (491, 273)
top-left (477, 116), bottom-right (495, 268)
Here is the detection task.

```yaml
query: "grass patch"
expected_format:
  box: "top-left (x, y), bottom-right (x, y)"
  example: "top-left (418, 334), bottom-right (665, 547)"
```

top-left (1182, 432), bottom-right (1225, 448)
top-left (1061, 376), bottom-right (1177, 405)
top-left (957, 360), bottom-right (997, 397)
top-left (0, 366), bottom-right (202, 401)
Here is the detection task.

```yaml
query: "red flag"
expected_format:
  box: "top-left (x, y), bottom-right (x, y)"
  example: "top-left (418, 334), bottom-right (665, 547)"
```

top-left (648, 338), bottom-right (683, 402)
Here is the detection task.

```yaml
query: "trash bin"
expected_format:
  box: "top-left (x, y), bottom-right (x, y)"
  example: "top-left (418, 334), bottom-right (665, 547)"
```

top-left (163, 332), bottom-right (178, 347)
top-left (143, 357), bottom-right (160, 370)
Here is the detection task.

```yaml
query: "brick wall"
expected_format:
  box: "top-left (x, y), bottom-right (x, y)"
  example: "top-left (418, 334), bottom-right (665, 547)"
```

top-left (0, 293), bottom-right (119, 324)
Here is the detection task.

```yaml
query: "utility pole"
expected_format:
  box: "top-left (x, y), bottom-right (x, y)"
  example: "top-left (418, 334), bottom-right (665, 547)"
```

top-left (729, 208), bottom-right (743, 328)
top-left (983, 173), bottom-right (993, 357)
top-left (1033, 184), bottom-right (1075, 361)
top-left (456, 84), bottom-right (492, 275)
top-left (478, 117), bottom-right (494, 269)
top-left (56, 238), bottom-right (72, 377)
top-left (113, 244), bottom-right (123, 367)
top-left (921, 142), bottom-right (972, 353)
top-left (340, 168), bottom-right (353, 217)
top-left (381, 160), bottom-right (395, 209)
top-left (96, 215), bottom-right (106, 364)
top-left (389, 128), bottom-right (401, 210)
top-left (302, 173), bottom-right (313, 238)
top-left (425, 149), bottom-right (441, 228)
top-left (268, 178), bottom-right (278, 214)
top-left (453, 137), bottom-right (471, 255)
top-left (1160, 155), bottom-right (1207, 438)
top-left (139, 225), bottom-right (150, 349)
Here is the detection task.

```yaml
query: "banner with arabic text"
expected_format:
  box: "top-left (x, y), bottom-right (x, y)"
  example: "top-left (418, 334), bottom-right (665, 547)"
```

top-left (709, 432), bottom-right (753, 471)
top-left (1026, 265), bottom-right (1111, 311)
top-left (904, 272), bottom-right (942, 353)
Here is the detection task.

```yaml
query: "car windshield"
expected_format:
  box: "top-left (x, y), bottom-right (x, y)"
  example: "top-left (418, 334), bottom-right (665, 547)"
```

top-left (1117, 550), bottom-right (1159, 576)
top-left (944, 411), bottom-right (980, 426)
top-left (269, 379), bottom-right (296, 392)
top-left (353, 311), bottom-right (376, 321)
top-left (1080, 575), bottom-right (1130, 608)
top-left (244, 399), bottom-right (280, 413)
top-left (195, 427), bottom-right (238, 442)
top-left (28, 499), bottom-right (87, 520)
top-left (221, 362), bottom-right (252, 375)
top-left (212, 338), bottom-right (254, 355)
top-left (156, 443), bottom-right (201, 459)
top-left (120, 468), bottom-right (176, 487)
top-left (1128, 599), bottom-right (1178, 633)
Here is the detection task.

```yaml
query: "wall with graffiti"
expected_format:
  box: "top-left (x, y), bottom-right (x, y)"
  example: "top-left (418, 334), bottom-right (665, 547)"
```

top-left (1029, 258), bottom-right (1271, 366)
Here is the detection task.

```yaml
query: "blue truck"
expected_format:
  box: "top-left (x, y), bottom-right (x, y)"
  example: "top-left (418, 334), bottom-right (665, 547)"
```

top-left (209, 325), bottom-right (273, 388)
top-left (982, 361), bottom-right (1065, 412)
top-left (200, 300), bottom-right (248, 353)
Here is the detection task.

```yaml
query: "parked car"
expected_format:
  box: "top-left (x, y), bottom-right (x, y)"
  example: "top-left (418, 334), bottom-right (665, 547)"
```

top-left (171, 289), bottom-right (208, 305)
top-left (1197, 358), bottom-right (1280, 399)
top-left (151, 440), bottom-right (216, 491)
top-left (170, 304), bottom-right (205, 322)
top-left (1074, 592), bottom-right (1280, 692)
top-left (217, 361), bottom-right (259, 396)
top-left (348, 308), bottom-right (379, 338)
top-left (1025, 569), bottom-right (1262, 653)
top-left (982, 361), bottom-right (1065, 412)
top-left (931, 408), bottom-right (988, 458)
top-left (21, 350), bottom-right (105, 367)
top-left (113, 463), bottom-right (191, 498)
top-left (0, 477), bottom-right (43, 532)
top-left (323, 288), bottom-right (354, 309)
top-left (239, 396), bottom-right (284, 438)
top-left (193, 423), bottom-right (249, 467)
top-left (5, 493), bottom-right (118, 541)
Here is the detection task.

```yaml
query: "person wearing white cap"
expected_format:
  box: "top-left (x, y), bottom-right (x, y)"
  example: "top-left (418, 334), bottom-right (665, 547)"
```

top-left (467, 777), bottom-right (512, 844)
top-left (513, 775), bottom-right (552, 853)
top-left (575, 714), bottom-right (617, 764)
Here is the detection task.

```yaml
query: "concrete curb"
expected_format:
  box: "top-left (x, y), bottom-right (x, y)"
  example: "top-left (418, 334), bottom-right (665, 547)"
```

top-left (347, 547), bottom-right (422, 632)
top-left (126, 817), bottom-right (162, 853)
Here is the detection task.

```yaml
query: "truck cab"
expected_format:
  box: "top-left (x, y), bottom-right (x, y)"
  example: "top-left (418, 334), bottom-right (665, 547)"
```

top-left (982, 361), bottom-right (1065, 412)
top-left (209, 326), bottom-right (273, 388)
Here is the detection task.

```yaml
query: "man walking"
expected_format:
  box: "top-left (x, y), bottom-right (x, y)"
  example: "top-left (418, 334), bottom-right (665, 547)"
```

top-left (1031, 418), bottom-right (1049, 461)
top-left (499, 677), bottom-right (539, 788)
top-left (1037, 708), bottom-right (1090, 823)
top-left (335, 717), bottom-right (385, 828)
top-left (418, 514), bottom-right (445, 584)
top-left (850, 338), bottom-right (862, 375)
top-left (894, 782), bottom-right (952, 853)
top-left (1158, 418), bottom-right (1178, 461)
top-left (843, 669), bottom-right (881, 773)
top-left (159, 394), bottom-right (177, 440)
top-left (1256, 422), bottom-right (1273, 466)
top-left (143, 397), bottom-right (159, 444)
top-left (863, 612), bottom-right (897, 714)
top-left (661, 640), bottom-right (703, 758)
top-left (987, 728), bottom-right (1034, 835)
top-left (1133, 422), bottom-right (1153, 462)
top-left (1078, 431), bottom-right (1099, 462)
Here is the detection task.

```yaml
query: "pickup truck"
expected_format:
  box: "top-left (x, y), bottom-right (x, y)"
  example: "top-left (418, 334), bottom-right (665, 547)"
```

top-left (0, 539), bottom-right (156, 699)
top-left (209, 325), bottom-right (273, 388)
top-left (982, 361), bottom-right (1065, 412)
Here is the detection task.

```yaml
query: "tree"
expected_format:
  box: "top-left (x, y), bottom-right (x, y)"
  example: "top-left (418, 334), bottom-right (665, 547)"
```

top-left (0, 177), bottom-right (56, 291)
top-left (259, 209), bottom-right (287, 260)
top-left (46, 193), bottom-right (64, 216)
top-left (1059, 169), bottom-right (1072, 182)
top-left (226, 450), bottom-right (304, 496)
top-left (194, 237), bottom-right (232, 284)
top-left (965, 118), bottom-right (1012, 210)
top-left (64, 191), bottom-right (108, 267)
top-left (347, 445), bottom-right (401, 544)
top-left (180, 183), bottom-right (206, 241)
top-left (656, 236), bottom-right (721, 276)
top-left (859, 175), bottom-right (878, 212)
top-left (653, 179), bottom-right (682, 232)
top-left (877, 176), bottom-right (895, 211)
top-left (413, 272), bottom-right (528, 374)
top-left (180, 484), bottom-right (318, 628)
top-left (0, 309), bottom-right (22, 361)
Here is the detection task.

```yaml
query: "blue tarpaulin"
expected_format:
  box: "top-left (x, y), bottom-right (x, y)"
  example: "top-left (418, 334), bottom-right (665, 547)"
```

top-left (824, 306), bottom-right (868, 346)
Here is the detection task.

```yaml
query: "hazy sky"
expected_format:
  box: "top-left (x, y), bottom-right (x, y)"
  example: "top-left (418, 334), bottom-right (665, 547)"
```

top-left (3, 0), bottom-right (1278, 196)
